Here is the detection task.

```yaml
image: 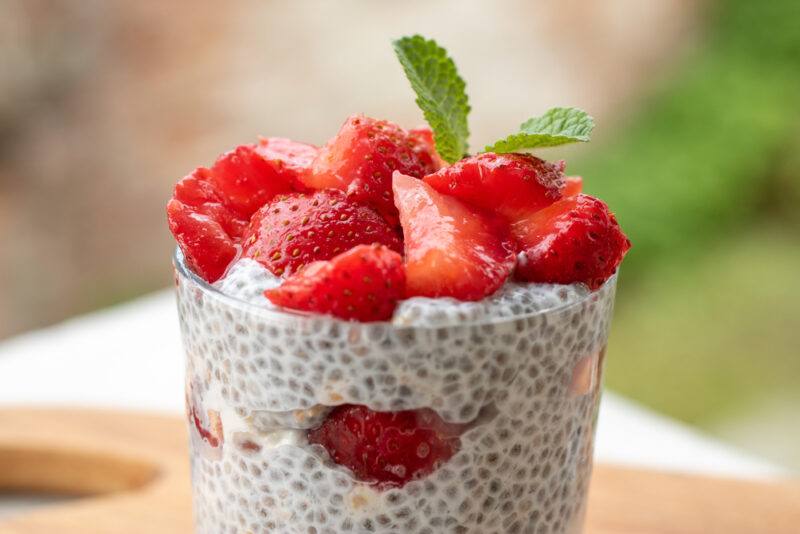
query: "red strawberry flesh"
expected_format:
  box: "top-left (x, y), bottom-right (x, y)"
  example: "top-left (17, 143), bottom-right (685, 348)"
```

top-left (563, 175), bottom-right (583, 197)
top-left (254, 137), bottom-right (318, 179)
top-left (173, 167), bottom-right (249, 238)
top-left (265, 244), bottom-right (405, 322)
top-left (300, 115), bottom-right (441, 225)
top-left (189, 403), bottom-right (223, 448)
top-left (393, 172), bottom-right (515, 301)
top-left (168, 139), bottom-right (316, 282)
top-left (167, 198), bottom-right (238, 283)
top-left (210, 144), bottom-right (298, 219)
top-left (408, 126), bottom-right (446, 171)
top-left (514, 194), bottom-right (631, 289)
top-left (423, 152), bottom-right (565, 224)
top-left (243, 190), bottom-right (403, 277)
top-left (307, 404), bottom-right (464, 487)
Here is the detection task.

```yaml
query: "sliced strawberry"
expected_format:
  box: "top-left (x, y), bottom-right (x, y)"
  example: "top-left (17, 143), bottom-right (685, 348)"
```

top-left (423, 152), bottom-right (565, 223)
top-left (300, 115), bottom-right (440, 225)
top-left (514, 194), bottom-right (631, 289)
top-left (307, 404), bottom-right (464, 487)
top-left (265, 244), bottom-right (405, 322)
top-left (173, 167), bottom-right (248, 238)
top-left (393, 172), bottom-right (515, 301)
top-left (242, 190), bottom-right (402, 277)
top-left (408, 126), bottom-right (446, 171)
top-left (210, 144), bottom-right (300, 219)
top-left (167, 199), bottom-right (238, 282)
top-left (185, 380), bottom-right (224, 459)
top-left (189, 404), bottom-right (223, 449)
top-left (168, 139), bottom-right (317, 282)
top-left (254, 137), bottom-right (319, 185)
top-left (563, 175), bottom-right (583, 197)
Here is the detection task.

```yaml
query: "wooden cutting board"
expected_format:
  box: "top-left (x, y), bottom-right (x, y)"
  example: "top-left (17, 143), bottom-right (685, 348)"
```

top-left (0, 408), bottom-right (798, 534)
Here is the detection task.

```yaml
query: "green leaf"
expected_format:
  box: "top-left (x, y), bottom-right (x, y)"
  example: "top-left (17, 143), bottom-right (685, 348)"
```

top-left (392, 35), bottom-right (470, 163)
top-left (485, 107), bottom-right (594, 153)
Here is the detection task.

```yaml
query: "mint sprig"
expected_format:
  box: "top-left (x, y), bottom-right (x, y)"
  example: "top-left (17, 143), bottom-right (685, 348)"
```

top-left (484, 107), bottom-right (594, 153)
top-left (392, 36), bottom-right (593, 160)
top-left (392, 35), bottom-right (470, 163)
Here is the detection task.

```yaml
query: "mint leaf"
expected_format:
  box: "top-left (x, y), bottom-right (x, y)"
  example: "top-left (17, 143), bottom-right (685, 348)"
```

top-left (485, 107), bottom-right (594, 153)
top-left (393, 35), bottom-right (470, 163)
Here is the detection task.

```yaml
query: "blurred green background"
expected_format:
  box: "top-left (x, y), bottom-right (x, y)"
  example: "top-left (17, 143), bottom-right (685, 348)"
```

top-left (573, 0), bottom-right (800, 469)
top-left (0, 0), bottom-right (798, 469)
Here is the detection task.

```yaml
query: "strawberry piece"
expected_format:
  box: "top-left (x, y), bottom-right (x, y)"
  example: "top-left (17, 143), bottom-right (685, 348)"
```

top-left (563, 175), bottom-right (583, 197)
top-left (210, 142), bottom-right (311, 219)
top-left (189, 403), bottom-right (223, 449)
top-left (254, 137), bottom-right (319, 183)
top-left (265, 244), bottom-right (405, 322)
top-left (167, 198), bottom-right (238, 282)
top-left (186, 380), bottom-right (224, 459)
top-left (243, 190), bottom-right (402, 277)
top-left (408, 126), bottom-right (446, 171)
top-left (173, 167), bottom-right (249, 238)
top-left (168, 139), bottom-right (317, 282)
top-left (423, 152), bottom-right (565, 223)
top-left (514, 194), bottom-right (631, 289)
top-left (307, 404), bottom-right (464, 487)
top-left (393, 172), bottom-right (515, 301)
top-left (301, 115), bottom-right (440, 225)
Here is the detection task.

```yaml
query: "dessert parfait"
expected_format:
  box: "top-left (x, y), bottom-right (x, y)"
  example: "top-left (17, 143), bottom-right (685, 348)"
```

top-left (169, 35), bottom-right (630, 534)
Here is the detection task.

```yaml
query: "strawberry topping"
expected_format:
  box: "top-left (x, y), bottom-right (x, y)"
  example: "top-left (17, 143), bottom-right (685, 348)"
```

top-left (243, 190), bottom-right (402, 277)
top-left (210, 142), bottom-right (312, 219)
top-left (514, 194), bottom-right (631, 289)
top-left (254, 136), bottom-right (318, 180)
top-left (265, 244), bottom-right (405, 322)
top-left (408, 126), bottom-right (447, 170)
top-left (562, 175), bottom-right (583, 197)
top-left (423, 152), bottom-right (565, 223)
top-left (393, 171), bottom-right (515, 301)
top-left (167, 139), bottom-right (316, 282)
top-left (167, 197), bottom-right (238, 283)
top-left (300, 115), bottom-right (441, 225)
top-left (172, 167), bottom-right (249, 238)
top-left (307, 404), bottom-right (464, 487)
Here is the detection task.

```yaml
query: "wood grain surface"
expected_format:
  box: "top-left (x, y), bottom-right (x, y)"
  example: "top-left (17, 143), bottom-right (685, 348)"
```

top-left (0, 408), bottom-right (797, 533)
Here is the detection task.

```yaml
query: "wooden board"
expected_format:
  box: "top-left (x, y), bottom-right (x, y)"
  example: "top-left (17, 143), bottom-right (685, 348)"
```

top-left (0, 408), bottom-right (798, 533)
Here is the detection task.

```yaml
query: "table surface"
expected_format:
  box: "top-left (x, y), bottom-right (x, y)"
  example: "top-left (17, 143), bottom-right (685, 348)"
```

top-left (3, 409), bottom-right (799, 534)
top-left (0, 289), bottom-right (786, 489)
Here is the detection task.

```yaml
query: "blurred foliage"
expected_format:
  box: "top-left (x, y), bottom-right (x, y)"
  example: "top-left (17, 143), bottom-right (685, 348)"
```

top-left (572, 0), bottom-right (800, 465)
top-left (607, 227), bottom-right (800, 425)
top-left (573, 0), bottom-right (800, 281)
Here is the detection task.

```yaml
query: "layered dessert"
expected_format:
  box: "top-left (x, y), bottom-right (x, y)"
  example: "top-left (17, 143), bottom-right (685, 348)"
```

top-left (169, 35), bottom-right (629, 534)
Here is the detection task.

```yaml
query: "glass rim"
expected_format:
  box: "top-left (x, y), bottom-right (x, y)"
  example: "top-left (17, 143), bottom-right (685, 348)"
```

top-left (173, 247), bottom-right (616, 329)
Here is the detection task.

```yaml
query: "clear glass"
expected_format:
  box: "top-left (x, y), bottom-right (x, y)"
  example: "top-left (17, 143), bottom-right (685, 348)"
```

top-left (174, 249), bottom-right (617, 534)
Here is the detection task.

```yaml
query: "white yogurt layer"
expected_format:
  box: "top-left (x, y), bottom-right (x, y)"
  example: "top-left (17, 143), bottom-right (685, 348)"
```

top-left (214, 258), bottom-right (592, 326)
top-left (196, 370), bottom-right (306, 449)
top-left (393, 281), bottom-right (590, 327)
top-left (214, 258), bottom-right (282, 306)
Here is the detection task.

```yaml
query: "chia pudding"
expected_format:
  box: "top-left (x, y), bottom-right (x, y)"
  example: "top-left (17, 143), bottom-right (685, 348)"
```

top-left (167, 34), bottom-right (630, 534)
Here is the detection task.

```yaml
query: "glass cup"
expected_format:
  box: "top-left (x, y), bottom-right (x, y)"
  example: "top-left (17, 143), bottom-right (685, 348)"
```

top-left (174, 249), bottom-right (617, 534)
